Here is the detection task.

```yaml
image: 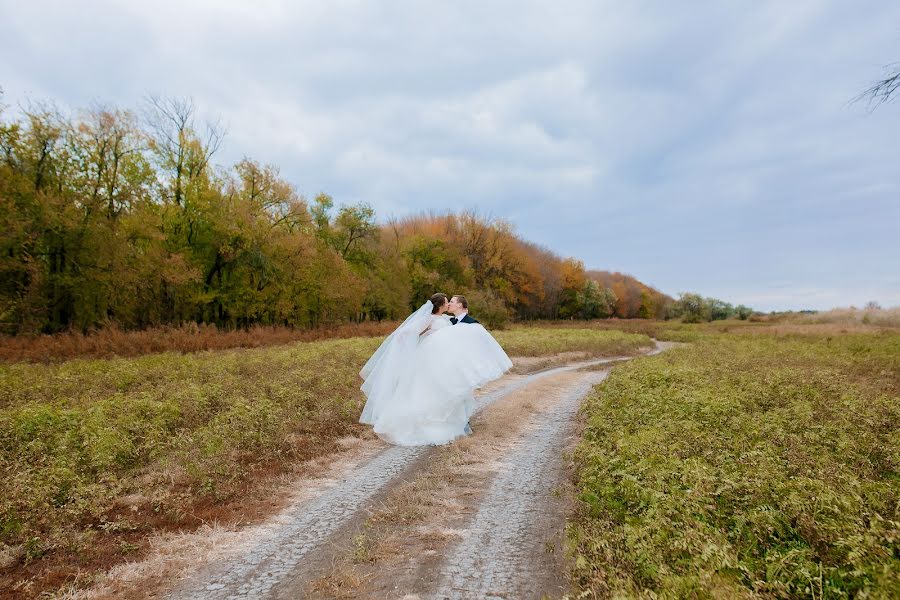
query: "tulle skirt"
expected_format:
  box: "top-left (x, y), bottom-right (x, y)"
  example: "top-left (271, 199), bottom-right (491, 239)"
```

top-left (363, 323), bottom-right (512, 446)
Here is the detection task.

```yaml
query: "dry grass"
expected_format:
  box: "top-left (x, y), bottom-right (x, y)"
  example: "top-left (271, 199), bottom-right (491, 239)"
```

top-left (53, 434), bottom-right (386, 600)
top-left (0, 336), bottom-right (385, 598)
top-left (0, 320), bottom-right (655, 365)
top-left (306, 370), bottom-right (590, 598)
top-left (799, 306), bottom-right (900, 328)
top-left (494, 328), bottom-right (651, 357)
top-left (0, 325), bottom-right (652, 598)
top-left (571, 328), bottom-right (900, 598)
top-left (510, 351), bottom-right (593, 374)
top-left (0, 321), bottom-right (400, 364)
top-left (5, 309), bottom-right (896, 366)
top-left (529, 315), bottom-right (900, 346)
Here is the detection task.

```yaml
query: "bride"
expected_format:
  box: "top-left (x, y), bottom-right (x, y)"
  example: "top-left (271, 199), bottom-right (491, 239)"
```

top-left (359, 293), bottom-right (513, 446)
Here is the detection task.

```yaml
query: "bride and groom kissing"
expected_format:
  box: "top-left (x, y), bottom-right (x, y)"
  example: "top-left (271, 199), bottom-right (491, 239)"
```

top-left (359, 293), bottom-right (513, 446)
top-left (442, 294), bottom-right (478, 325)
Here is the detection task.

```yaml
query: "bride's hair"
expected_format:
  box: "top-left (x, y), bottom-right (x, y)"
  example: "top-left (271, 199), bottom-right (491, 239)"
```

top-left (430, 293), bottom-right (448, 313)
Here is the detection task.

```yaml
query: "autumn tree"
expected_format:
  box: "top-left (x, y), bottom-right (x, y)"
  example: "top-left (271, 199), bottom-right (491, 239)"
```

top-left (578, 279), bottom-right (616, 319)
top-left (0, 91), bottom-right (696, 335)
top-left (557, 258), bottom-right (587, 319)
top-left (672, 293), bottom-right (711, 323)
top-left (144, 95), bottom-right (223, 208)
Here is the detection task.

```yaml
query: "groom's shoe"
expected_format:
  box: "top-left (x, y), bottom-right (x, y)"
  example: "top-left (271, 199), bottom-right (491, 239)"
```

top-left (464, 422), bottom-right (473, 435)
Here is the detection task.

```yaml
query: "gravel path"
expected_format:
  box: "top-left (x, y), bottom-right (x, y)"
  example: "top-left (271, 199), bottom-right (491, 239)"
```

top-left (435, 372), bottom-right (608, 599)
top-left (166, 355), bottom-right (640, 600)
top-left (168, 444), bottom-right (422, 600)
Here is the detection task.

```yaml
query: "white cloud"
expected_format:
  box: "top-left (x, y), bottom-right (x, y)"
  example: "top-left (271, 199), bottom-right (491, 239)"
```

top-left (1, 0), bottom-right (899, 310)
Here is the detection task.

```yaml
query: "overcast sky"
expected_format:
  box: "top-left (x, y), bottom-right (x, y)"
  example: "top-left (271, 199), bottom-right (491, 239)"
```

top-left (2, 0), bottom-right (898, 311)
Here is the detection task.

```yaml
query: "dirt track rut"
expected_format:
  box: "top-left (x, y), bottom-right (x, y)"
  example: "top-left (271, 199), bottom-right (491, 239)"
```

top-left (165, 344), bottom-right (668, 599)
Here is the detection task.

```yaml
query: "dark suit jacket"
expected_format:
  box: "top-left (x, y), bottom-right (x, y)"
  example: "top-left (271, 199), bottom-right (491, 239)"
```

top-left (450, 314), bottom-right (479, 325)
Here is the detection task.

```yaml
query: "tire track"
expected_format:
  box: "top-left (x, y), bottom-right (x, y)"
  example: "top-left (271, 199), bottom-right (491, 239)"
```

top-left (166, 354), bottom-right (645, 599)
top-left (435, 372), bottom-right (607, 599)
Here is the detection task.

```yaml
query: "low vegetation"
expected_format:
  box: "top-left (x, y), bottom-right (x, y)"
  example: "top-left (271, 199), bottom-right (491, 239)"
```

top-left (0, 326), bottom-right (648, 596)
top-left (0, 321), bottom-right (399, 364)
top-left (668, 292), bottom-right (754, 322)
top-left (570, 327), bottom-right (900, 598)
top-left (799, 306), bottom-right (900, 328)
top-left (494, 329), bottom-right (651, 358)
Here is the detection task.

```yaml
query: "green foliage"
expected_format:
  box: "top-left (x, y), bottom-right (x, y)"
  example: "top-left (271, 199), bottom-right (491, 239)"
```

top-left (735, 304), bottom-right (753, 320)
top-left (312, 194), bottom-right (378, 267)
top-left (637, 290), bottom-right (653, 319)
top-left (671, 292), bottom-right (712, 323)
top-left (579, 280), bottom-right (617, 319)
top-left (570, 330), bottom-right (900, 598)
top-left (462, 288), bottom-right (513, 329)
top-left (670, 292), bottom-right (745, 323)
top-left (0, 336), bottom-right (382, 553)
top-left (708, 297), bottom-right (736, 321)
top-left (0, 325), bottom-right (651, 560)
top-left (401, 235), bottom-right (469, 311)
top-left (0, 95), bottom-right (684, 337)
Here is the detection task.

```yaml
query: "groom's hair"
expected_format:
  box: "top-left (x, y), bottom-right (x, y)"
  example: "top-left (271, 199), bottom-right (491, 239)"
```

top-left (452, 295), bottom-right (468, 309)
top-left (430, 293), bottom-right (448, 313)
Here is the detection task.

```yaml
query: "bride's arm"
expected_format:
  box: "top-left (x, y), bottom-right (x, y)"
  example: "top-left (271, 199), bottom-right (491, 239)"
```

top-left (418, 316), bottom-right (434, 337)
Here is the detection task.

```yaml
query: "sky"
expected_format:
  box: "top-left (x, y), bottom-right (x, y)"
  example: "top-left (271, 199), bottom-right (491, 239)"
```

top-left (2, 0), bottom-right (898, 312)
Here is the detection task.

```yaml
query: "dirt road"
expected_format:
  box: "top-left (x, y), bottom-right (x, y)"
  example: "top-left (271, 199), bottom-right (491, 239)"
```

top-left (92, 343), bottom-right (669, 600)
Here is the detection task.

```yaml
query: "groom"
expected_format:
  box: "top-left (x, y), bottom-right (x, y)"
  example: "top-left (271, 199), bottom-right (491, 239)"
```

top-left (447, 295), bottom-right (478, 325)
top-left (447, 294), bottom-right (478, 435)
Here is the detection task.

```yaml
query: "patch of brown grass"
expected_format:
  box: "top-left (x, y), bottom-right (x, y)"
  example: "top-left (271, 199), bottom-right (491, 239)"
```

top-left (800, 306), bottom-right (900, 328)
top-left (0, 321), bottom-right (400, 364)
top-left (0, 326), bottom-right (649, 598)
top-left (0, 337), bottom-right (385, 598)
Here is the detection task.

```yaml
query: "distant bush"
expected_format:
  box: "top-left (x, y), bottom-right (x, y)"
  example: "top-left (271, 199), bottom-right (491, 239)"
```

top-left (671, 292), bottom-right (711, 323)
top-left (670, 292), bottom-right (748, 323)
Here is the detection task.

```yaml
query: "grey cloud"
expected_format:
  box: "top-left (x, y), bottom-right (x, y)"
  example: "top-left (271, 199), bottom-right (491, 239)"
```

top-left (2, 0), bottom-right (899, 311)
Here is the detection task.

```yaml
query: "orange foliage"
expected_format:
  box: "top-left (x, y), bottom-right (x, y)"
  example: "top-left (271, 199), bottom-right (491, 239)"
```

top-left (0, 95), bottom-right (673, 340)
top-left (587, 270), bottom-right (673, 319)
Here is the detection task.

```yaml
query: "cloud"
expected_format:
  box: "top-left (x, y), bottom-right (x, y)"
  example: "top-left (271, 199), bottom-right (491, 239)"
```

top-left (2, 0), bottom-right (898, 311)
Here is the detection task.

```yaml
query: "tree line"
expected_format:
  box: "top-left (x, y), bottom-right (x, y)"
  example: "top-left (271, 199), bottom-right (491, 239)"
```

top-left (3, 94), bottom-right (748, 335)
top-left (668, 293), bottom-right (753, 323)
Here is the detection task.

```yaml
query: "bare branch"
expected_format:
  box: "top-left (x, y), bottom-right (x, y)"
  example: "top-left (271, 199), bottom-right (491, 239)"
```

top-left (854, 62), bottom-right (900, 109)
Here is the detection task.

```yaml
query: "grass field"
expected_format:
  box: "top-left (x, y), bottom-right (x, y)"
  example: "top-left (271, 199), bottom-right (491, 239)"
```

top-left (6, 312), bottom-right (898, 598)
top-left (0, 326), bottom-right (649, 595)
top-left (494, 328), bottom-right (652, 357)
top-left (570, 327), bottom-right (900, 598)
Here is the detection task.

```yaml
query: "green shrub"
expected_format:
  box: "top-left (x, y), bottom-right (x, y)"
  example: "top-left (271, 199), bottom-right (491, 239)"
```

top-left (461, 288), bottom-right (513, 330)
top-left (570, 332), bottom-right (900, 598)
top-left (0, 325), bottom-right (652, 568)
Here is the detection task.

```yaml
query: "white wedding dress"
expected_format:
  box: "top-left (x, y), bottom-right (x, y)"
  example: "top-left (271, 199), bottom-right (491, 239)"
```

top-left (359, 301), bottom-right (513, 446)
